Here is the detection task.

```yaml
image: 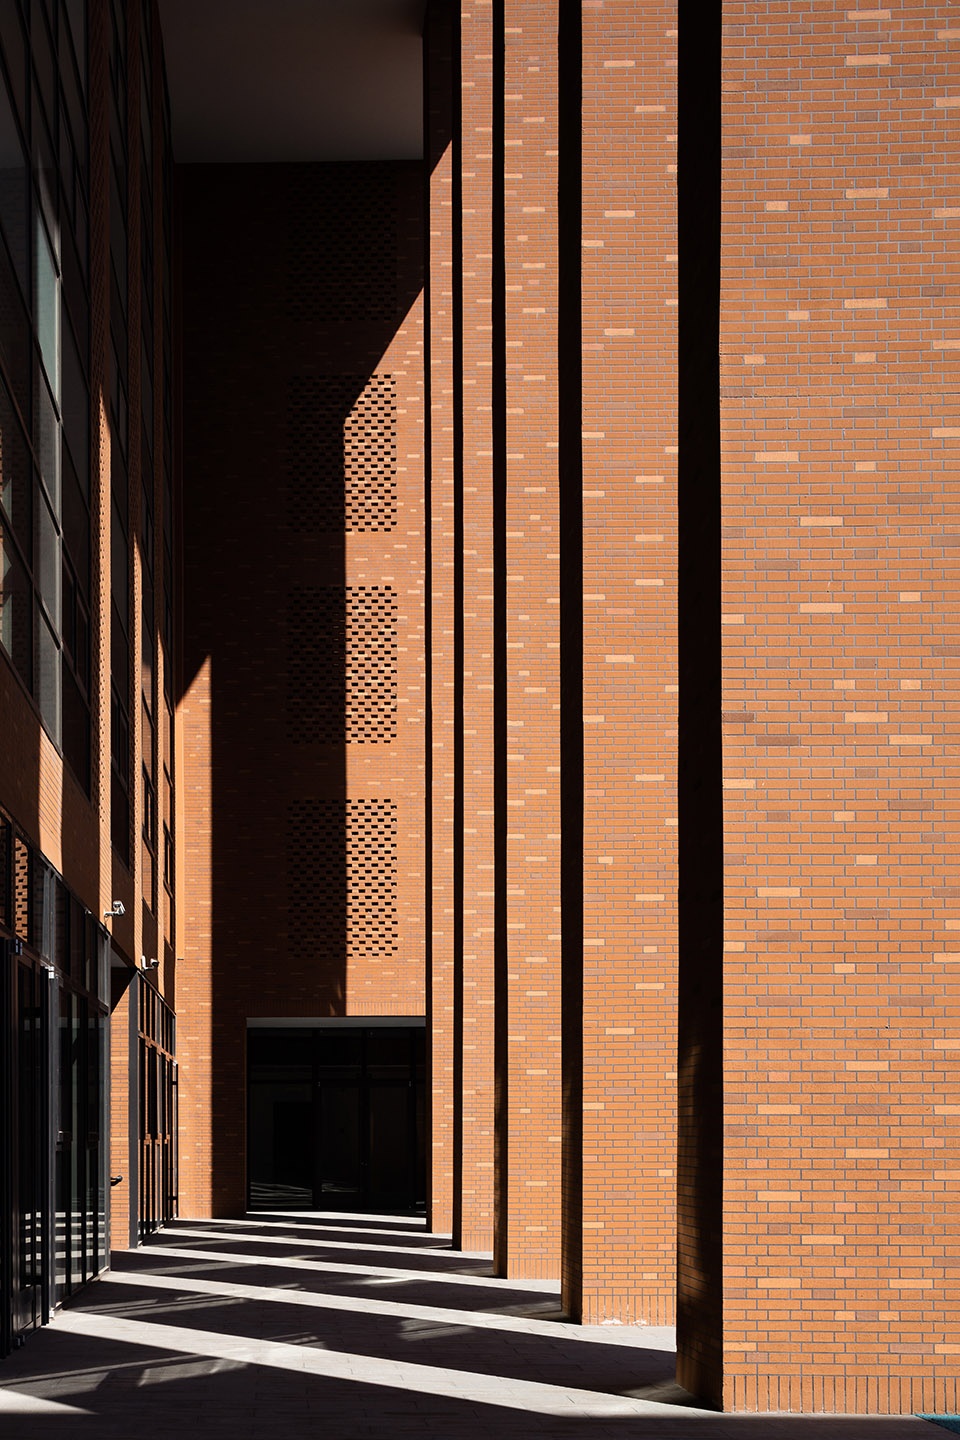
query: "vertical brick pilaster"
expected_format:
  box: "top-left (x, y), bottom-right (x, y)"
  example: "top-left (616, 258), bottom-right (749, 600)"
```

top-left (454, 0), bottom-right (496, 1254)
top-left (676, 1), bottom-right (960, 1413)
top-left (496, 0), bottom-right (561, 1281)
top-left (571, 0), bottom-right (679, 1325)
top-left (425, 0), bottom-right (457, 1237)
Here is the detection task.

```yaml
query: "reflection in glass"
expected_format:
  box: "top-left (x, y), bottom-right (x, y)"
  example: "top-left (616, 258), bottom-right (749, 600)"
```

top-left (36, 607), bottom-right (61, 745)
top-left (247, 1027), bottom-right (426, 1211)
top-left (34, 214), bottom-right (60, 404)
top-left (36, 481), bottom-right (61, 627)
top-left (0, 523), bottom-right (32, 682)
top-left (34, 365), bottom-right (60, 511)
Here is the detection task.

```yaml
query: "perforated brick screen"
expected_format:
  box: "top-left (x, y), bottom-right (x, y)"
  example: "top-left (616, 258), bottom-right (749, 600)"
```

top-left (287, 585), bottom-right (398, 744)
top-left (286, 374), bottom-right (397, 532)
top-left (287, 799), bottom-right (399, 958)
top-left (285, 165), bottom-right (398, 325)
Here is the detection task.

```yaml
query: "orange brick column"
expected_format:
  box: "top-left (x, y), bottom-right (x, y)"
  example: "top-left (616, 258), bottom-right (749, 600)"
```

top-left (495, 0), bottom-right (561, 1280)
top-left (425, 0), bottom-right (456, 1236)
top-left (454, 0), bottom-right (496, 1253)
top-left (562, 0), bottom-right (679, 1325)
top-left (678, 1), bottom-right (960, 1414)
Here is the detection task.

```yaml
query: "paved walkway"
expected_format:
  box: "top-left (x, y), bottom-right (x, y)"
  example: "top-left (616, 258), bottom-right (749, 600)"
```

top-left (0, 1213), bottom-right (945, 1438)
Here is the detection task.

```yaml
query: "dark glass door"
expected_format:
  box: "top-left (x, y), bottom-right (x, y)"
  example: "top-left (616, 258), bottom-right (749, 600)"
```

top-left (13, 959), bottom-right (46, 1339)
top-left (248, 1026), bottom-right (426, 1212)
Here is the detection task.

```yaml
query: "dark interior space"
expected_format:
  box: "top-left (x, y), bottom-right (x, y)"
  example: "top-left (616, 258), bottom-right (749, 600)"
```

top-left (247, 1024), bottom-right (426, 1213)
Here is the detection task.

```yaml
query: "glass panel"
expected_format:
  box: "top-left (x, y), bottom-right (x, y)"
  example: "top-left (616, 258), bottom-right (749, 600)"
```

top-left (367, 1085), bottom-right (410, 1205)
top-left (17, 964), bottom-right (40, 1294)
top-left (62, 662), bottom-right (89, 790)
top-left (315, 1030), bottom-right (362, 1078)
top-left (318, 1084), bottom-right (361, 1199)
top-left (56, 988), bottom-right (71, 1302)
top-left (61, 220), bottom-right (87, 372)
top-left (87, 1008), bottom-right (99, 1274)
top-left (111, 614), bottom-right (128, 709)
top-left (366, 1028), bottom-right (412, 1080)
top-left (34, 216), bottom-right (60, 404)
top-left (34, 362), bottom-right (60, 510)
top-left (140, 333), bottom-right (152, 444)
top-left (36, 604), bottom-right (61, 744)
top-left (0, 4), bottom-right (26, 129)
top-left (61, 312), bottom-right (87, 476)
top-left (35, 478), bottom-right (60, 626)
top-left (0, 518), bottom-right (32, 683)
top-left (109, 158), bottom-right (126, 302)
top-left (71, 996), bottom-right (85, 1286)
top-left (0, 60), bottom-right (28, 291)
top-left (248, 1080), bottom-right (313, 1209)
top-left (0, 370), bottom-right (31, 547)
top-left (61, 446), bottom-right (89, 592)
top-left (65, 0), bottom-right (87, 95)
top-left (0, 229), bottom-right (30, 416)
top-left (33, 112), bottom-right (59, 267)
top-left (32, 6), bottom-right (57, 138)
top-left (60, 31), bottom-right (87, 176)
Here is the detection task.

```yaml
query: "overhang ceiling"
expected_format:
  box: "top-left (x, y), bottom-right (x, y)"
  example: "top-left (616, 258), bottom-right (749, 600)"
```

top-left (157, 0), bottom-right (426, 163)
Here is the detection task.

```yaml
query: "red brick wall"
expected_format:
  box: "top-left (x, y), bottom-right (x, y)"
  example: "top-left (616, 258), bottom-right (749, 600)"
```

top-left (177, 162), bottom-right (426, 1217)
top-left (713, 0), bottom-right (960, 1412)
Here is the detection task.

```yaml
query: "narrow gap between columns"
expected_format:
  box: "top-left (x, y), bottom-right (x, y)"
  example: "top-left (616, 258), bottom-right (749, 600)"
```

top-left (676, 0), bottom-right (724, 1408)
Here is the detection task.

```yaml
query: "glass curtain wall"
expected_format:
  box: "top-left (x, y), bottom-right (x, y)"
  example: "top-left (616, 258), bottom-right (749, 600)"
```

top-left (136, 973), bottom-right (176, 1238)
top-left (0, 0), bottom-right (92, 792)
top-left (0, 806), bottom-right (108, 1358)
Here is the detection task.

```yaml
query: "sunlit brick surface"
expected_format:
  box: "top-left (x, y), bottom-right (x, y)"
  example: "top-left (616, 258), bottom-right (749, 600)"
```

top-left (718, 1), bottom-right (960, 1413)
top-left (576, 1), bottom-right (679, 1326)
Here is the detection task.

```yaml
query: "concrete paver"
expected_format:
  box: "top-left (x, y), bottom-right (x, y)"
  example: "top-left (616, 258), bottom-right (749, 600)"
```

top-left (0, 1213), bottom-right (945, 1438)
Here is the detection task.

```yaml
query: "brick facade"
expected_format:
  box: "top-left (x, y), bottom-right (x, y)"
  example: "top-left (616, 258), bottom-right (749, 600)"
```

top-left (3, 0), bottom-right (958, 1415)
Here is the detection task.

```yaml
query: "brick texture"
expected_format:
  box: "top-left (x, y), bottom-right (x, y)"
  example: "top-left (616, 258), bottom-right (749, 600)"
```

top-left (710, 1), bottom-right (960, 1413)
top-left (425, 0), bottom-right (456, 1236)
top-left (455, 2), bottom-right (497, 1254)
top-left (571, 0), bottom-right (679, 1325)
top-left (498, 0), bottom-right (562, 1281)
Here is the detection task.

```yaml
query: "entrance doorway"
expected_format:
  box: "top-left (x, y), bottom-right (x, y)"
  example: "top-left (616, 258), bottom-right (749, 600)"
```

top-left (247, 1023), bottom-right (425, 1213)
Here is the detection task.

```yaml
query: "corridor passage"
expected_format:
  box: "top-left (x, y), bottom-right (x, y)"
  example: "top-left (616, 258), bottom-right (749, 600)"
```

top-left (0, 1215), bottom-right (944, 1438)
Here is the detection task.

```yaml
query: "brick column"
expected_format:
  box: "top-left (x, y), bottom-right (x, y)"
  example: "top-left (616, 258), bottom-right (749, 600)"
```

top-left (679, 1), bottom-right (960, 1413)
top-left (563, 0), bottom-right (679, 1325)
top-left (454, 0), bottom-right (496, 1253)
top-left (495, 0), bottom-right (561, 1281)
top-left (425, 0), bottom-right (457, 1238)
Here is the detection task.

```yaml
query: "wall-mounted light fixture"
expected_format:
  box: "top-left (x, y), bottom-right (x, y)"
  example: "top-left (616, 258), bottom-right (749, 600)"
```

top-left (103, 900), bottom-right (125, 920)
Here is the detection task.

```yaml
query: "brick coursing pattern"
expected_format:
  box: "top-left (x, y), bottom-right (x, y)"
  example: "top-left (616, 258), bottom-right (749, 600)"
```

top-left (713, 1), bottom-right (960, 1413)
